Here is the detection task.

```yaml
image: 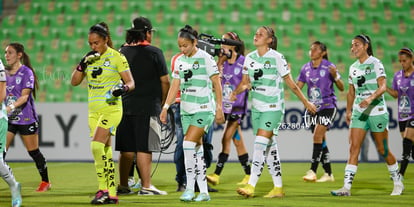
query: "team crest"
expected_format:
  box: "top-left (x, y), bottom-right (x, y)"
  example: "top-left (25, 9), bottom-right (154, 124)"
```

top-left (264, 61), bottom-right (271, 69)
top-left (410, 79), bottom-right (414, 86)
top-left (192, 61), bottom-right (200, 70)
top-left (320, 70), bottom-right (326, 77)
top-left (104, 59), bottom-right (110, 67)
top-left (234, 67), bottom-right (241, 75)
top-left (16, 77), bottom-right (21, 84)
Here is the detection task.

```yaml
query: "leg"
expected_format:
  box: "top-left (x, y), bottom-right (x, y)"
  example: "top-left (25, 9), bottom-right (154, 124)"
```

top-left (211, 120), bottom-right (237, 178)
top-left (118, 151), bottom-right (134, 187)
top-left (263, 135), bottom-right (284, 198)
top-left (172, 103), bottom-right (186, 190)
top-left (400, 126), bottom-right (414, 176)
top-left (136, 151), bottom-right (152, 189)
top-left (5, 131), bottom-right (16, 152)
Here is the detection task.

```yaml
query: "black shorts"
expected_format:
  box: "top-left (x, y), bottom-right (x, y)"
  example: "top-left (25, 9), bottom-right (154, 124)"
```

top-left (398, 119), bottom-right (414, 132)
top-left (115, 115), bottom-right (161, 152)
top-left (308, 108), bottom-right (337, 133)
top-left (224, 113), bottom-right (245, 124)
top-left (8, 122), bottom-right (39, 135)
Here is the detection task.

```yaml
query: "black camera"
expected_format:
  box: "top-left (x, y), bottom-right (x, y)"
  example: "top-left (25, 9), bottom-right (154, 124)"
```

top-left (197, 33), bottom-right (241, 57)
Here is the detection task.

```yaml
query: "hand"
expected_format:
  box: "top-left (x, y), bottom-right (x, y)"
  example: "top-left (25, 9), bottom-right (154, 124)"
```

top-left (229, 92), bottom-right (237, 102)
top-left (358, 97), bottom-right (372, 108)
top-left (305, 101), bottom-right (317, 115)
top-left (215, 108), bottom-right (225, 124)
top-left (159, 109), bottom-right (168, 124)
top-left (346, 111), bottom-right (352, 126)
top-left (76, 51), bottom-right (100, 72)
top-left (111, 83), bottom-right (129, 97)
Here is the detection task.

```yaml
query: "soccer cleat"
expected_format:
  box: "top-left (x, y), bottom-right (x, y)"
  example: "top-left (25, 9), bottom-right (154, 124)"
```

top-left (106, 196), bottom-right (119, 204)
top-left (176, 184), bottom-right (186, 192)
top-left (194, 192), bottom-right (211, 202)
top-left (131, 179), bottom-right (142, 190)
top-left (90, 190), bottom-right (109, 204)
top-left (237, 175), bottom-right (250, 185)
top-left (316, 173), bottom-right (335, 182)
top-left (263, 187), bottom-right (285, 198)
top-left (36, 181), bottom-right (51, 192)
top-left (138, 185), bottom-right (168, 195)
top-left (128, 176), bottom-right (135, 187)
top-left (180, 189), bottom-right (195, 202)
top-left (117, 185), bottom-right (134, 195)
top-left (391, 183), bottom-right (404, 196)
top-left (303, 170), bottom-right (317, 182)
top-left (11, 182), bottom-right (22, 207)
top-left (237, 184), bottom-right (255, 198)
top-left (330, 187), bottom-right (351, 196)
top-left (206, 173), bottom-right (220, 185)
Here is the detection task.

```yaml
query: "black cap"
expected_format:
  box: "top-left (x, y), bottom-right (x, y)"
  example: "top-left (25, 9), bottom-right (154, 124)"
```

top-left (127, 16), bottom-right (155, 32)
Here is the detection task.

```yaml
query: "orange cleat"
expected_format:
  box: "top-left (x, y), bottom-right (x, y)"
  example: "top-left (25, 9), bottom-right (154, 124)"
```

top-left (36, 181), bottom-right (51, 192)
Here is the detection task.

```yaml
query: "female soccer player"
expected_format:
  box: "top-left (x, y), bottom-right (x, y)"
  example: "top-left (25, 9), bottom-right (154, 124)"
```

top-left (4, 42), bottom-right (50, 192)
top-left (0, 58), bottom-right (22, 207)
top-left (160, 25), bottom-right (225, 202)
top-left (297, 41), bottom-right (344, 182)
top-left (331, 34), bottom-right (404, 196)
top-left (207, 31), bottom-right (251, 186)
top-left (71, 22), bottom-right (134, 204)
top-left (386, 47), bottom-right (414, 178)
top-left (234, 26), bottom-right (316, 198)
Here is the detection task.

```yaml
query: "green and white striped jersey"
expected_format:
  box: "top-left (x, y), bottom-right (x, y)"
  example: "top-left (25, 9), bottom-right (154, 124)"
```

top-left (348, 56), bottom-right (387, 116)
top-left (172, 49), bottom-right (219, 115)
top-left (243, 49), bottom-right (289, 112)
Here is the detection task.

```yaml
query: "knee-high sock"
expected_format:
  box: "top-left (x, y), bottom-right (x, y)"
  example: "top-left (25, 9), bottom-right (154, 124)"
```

top-left (195, 145), bottom-right (208, 194)
top-left (344, 164), bottom-right (357, 190)
top-left (399, 138), bottom-right (412, 176)
top-left (248, 136), bottom-right (270, 187)
top-left (105, 146), bottom-right (116, 197)
top-left (214, 152), bottom-right (229, 175)
top-left (266, 136), bottom-right (282, 187)
top-left (0, 158), bottom-right (18, 188)
top-left (29, 148), bottom-right (49, 182)
top-left (321, 140), bottom-right (332, 175)
top-left (91, 141), bottom-right (107, 191)
top-left (388, 162), bottom-right (403, 185)
top-left (183, 140), bottom-right (197, 191)
top-left (239, 153), bottom-right (251, 175)
top-left (310, 143), bottom-right (323, 173)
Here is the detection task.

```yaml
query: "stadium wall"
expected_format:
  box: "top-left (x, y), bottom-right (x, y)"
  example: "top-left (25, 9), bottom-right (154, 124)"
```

top-left (5, 101), bottom-right (401, 162)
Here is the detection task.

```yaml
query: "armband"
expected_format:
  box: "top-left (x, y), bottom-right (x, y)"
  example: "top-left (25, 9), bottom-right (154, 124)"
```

top-left (335, 76), bottom-right (341, 81)
top-left (163, 104), bottom-right (170, 110)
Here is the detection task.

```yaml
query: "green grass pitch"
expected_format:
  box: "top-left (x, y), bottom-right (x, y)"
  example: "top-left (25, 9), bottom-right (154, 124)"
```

top-left (0, 162), bottom-right (412, 206)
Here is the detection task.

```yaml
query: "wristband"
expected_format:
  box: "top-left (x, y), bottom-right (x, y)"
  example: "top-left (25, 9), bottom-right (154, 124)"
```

top-left (335, 76), bottom-right (340, 81)
top-left (9, 104), bottom-right (15, 111)
top-left (163, 104), bottom-right (170, 110)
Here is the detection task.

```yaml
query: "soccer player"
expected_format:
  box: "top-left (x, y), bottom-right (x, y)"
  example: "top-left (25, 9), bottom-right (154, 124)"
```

top-left (71, 22), bottom-right (135, 204)
top-left (207, 31), bottom-right (251, 186)
top-left (4, 42), bottom-right (50, 192)
top-left (160, 25), bottom-right (225, 202)
top-left (386, 47), bottom-right (414, 178)
top-left (0, 58), bottom-right (22, 207)
top-left (234, 26), bottom-right (316, 198)
top-left (331, 34), bottom-right (404, 196)
top-left (116, 16), bottom-right (169, 196)
top-left (297, 41), bottom-right (344, 182)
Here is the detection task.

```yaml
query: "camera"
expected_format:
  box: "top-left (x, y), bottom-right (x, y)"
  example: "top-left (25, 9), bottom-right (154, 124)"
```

top-left (197, 33), bottom-right (241, 57)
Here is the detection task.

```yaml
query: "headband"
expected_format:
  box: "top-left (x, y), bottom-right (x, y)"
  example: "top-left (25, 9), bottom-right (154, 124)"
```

top-left (399, 48), bottom-right (413, 57)
top-left (355, 34), bottom-right (369, 44)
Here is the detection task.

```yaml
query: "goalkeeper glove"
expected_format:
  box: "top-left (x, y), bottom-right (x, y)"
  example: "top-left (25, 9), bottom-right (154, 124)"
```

top-left (111, 83), bottom-right (129, 97)
top-left (76, 51), bottom-right (100, 72)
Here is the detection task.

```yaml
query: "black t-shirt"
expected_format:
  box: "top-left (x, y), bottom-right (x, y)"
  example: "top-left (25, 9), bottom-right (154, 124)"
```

top-left (119, 45), bottom-right (168, 115)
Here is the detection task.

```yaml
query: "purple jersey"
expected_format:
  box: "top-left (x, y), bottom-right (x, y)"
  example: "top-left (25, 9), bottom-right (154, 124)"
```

top-left (298, 59), bottom-right (339, 111)
top-left (6, 65), bottom-right (38, 125)
top-left (392, 70), bottom-right (414, 121)
top-left (221, 55), bottom-right (248, 115)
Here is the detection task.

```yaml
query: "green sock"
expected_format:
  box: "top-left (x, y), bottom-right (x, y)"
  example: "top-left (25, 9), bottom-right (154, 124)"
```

top-left (105, 146), bottom-right (117, 197)
top-left (91, 141), bottom-right (107, 191)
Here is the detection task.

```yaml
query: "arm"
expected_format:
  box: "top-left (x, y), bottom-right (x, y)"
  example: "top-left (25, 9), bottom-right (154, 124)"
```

top-left (386, 86), bottom-right (398, 99)
top-left (160, 74), bottom-right (170, 105)
top-left (359, 76), bottom-right (386, 108)
top-left (284, 74), bottom-right (316, 114)
top-left (160, 78), bottom-right (179, 124)
top-left (6, 88), bottom-right (31, 113)
top-left (120, 70), bottom-right (135, 91)
top-left (329, 65), bottom-right (344, 91)
top-left (296, 81), bottom-right (305, 90)
top-left (346, 84), bottom-right (355, 125)
top-left (211, 74), bottom-right (225, 124)
top-left (0, 82), bottom-right (5, 102)
top-left (230, 73), bottom-right (250, 101)
top-left (71, 69), bottom-right (85, 86)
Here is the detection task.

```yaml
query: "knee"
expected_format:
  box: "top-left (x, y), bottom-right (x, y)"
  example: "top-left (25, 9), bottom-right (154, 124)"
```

top-left (377, 146), bottom-right (388, 158)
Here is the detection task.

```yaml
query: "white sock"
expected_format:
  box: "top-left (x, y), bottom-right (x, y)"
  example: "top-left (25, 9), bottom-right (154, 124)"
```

top-left (195, 145), bottom-right (208, 194)
top-left (183, 140), bottom-right (197, 191)
top-left (344, 164), bottom-right (357, 190)
top-left (248, 136), bottom-right (270, 187)
top-left (266, 136), bottom-right (283, 188)
top-left (387, 162), bottom-right (402, 185)
top-left (0, 158), bottom-right (18, 188)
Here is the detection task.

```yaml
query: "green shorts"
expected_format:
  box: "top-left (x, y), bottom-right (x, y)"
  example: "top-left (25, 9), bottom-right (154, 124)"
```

top-left (88, 110), bottom-right (122, 138)
top-left (181, 112), bottom-right (214, 135)
top-left (349, 112), bottom-right (389, 132)
top-left (251, 110), bottom-right (283, 135)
